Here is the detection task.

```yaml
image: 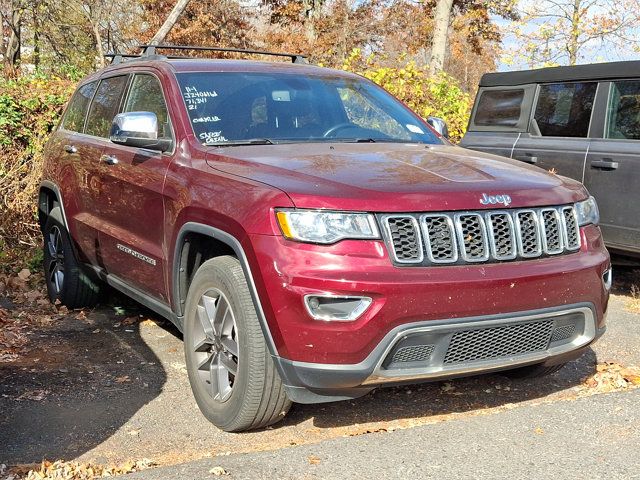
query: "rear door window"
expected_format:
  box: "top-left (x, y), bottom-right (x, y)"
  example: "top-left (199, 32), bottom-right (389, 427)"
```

top-left (85, 75), bottom-right (129, 138)
top-left (61, 81), bottom-right (97, 132)
top-left (534, 82), bottom-right (597, 137)
top-left (605, 80), bottom-right (640, 140)
top-left (474, 89), bottom-right (525, 127)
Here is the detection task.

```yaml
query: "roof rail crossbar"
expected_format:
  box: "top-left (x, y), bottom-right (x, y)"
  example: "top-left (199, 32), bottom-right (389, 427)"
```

top-left (139, 44), bottom-right (308, 64)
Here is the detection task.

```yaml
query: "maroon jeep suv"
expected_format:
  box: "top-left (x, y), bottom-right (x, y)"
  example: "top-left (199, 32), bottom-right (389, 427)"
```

top-left (39, 46), bottom-right (611, 432)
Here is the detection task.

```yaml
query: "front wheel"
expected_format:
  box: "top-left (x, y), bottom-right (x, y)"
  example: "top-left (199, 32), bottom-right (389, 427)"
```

top-left (183, 256), bottom-right (291, 432)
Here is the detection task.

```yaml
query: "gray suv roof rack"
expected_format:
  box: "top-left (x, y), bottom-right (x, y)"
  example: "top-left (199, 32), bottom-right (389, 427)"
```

top-left (105, 44), bottom-right (308, 65)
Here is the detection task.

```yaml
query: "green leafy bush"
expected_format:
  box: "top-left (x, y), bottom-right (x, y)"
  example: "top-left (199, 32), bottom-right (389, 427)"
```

top-left (0, 74), bottom-right (75, 246)
top-left (342, 50), bottom-right (472, 142)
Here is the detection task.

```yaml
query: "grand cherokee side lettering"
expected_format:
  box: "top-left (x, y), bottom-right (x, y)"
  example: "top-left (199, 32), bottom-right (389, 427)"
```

top-left (116, 244), bottom-right (157, 266)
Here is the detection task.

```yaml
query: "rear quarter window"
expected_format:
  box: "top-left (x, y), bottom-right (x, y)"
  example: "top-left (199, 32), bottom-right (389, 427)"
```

top-left (474, 89), bottom-right (525, 127)
top-left (606, 80), bottom-right (640, 140)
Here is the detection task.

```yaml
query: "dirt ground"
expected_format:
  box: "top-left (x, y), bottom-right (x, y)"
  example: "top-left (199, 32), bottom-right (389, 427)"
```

top-left (1, 260), bottom-right (639, 476)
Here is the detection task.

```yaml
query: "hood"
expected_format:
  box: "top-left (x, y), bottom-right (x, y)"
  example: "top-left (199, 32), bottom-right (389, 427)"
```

top-left (205, 143), bottom-right (588, 212)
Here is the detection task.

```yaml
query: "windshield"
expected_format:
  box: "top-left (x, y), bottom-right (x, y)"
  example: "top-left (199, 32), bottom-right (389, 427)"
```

top-left (176, 71), bottom-right (441, 146)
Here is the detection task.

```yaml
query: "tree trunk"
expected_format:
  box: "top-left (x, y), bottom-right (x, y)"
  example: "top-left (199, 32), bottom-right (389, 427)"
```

top-left (149, 0), bottom-right (192, 45)
top-left (567, 0), bottom-right (581, 65)
top-left (92, 22), bottom-right (105, 68)
top-left (4, 3), bottom-right (22, 74)
top-left (302, 0), bottom-right (316, 42)
top-left (429, 0), bottom-right (454, 75)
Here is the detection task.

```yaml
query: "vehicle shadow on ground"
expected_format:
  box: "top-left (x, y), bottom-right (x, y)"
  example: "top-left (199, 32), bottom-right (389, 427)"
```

top-left (282, 347), bottom-right (598, 429)
top-left (0, 291), bottom-right (179, 465)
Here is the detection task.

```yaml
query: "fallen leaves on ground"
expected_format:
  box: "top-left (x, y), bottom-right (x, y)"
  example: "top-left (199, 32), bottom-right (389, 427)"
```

top-left (6, 458), bottom-right (155, 480)
top-left (0, 267), bottom-right (62, 363)
top-left (582, 362), bottom-right (640, 393)
top-left (307, 455), bottom-right (321, 465)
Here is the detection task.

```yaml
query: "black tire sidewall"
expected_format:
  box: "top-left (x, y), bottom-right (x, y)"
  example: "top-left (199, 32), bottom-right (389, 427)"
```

top-left (43, 207), bottom-right (71, 304)
top-left (183, 257), bottom-right (260, 430)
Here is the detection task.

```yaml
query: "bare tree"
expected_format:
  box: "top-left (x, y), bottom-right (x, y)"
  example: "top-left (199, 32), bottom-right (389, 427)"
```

top-left (509, 0), bottom-right (640, 66)
top-left (149, 0), bottom-right (192, 45)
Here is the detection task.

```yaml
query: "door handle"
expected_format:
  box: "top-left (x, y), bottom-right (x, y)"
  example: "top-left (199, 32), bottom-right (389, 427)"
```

top-left (514, 155), bottom-right (538, 164)
top-left (64, 144), bottom-right (77, 154)
top-left (590, 159), bottom-right (619, 170)
top-left (99, 154), bottom-right (119, 165)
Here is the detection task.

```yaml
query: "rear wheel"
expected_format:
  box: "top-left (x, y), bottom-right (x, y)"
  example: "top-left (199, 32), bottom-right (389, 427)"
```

top-left (503, 362), bottom-right (565, 379)
top-left (183, 256), bottom-right (291, 432)
top-left (42, 207), bottom-right (100, 308)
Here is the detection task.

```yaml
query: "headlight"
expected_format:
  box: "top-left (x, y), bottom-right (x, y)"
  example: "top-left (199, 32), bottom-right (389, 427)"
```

top-left (276, 209), bottom-right (379, 244)
top-left (575, 196), bottom-right (599, 226)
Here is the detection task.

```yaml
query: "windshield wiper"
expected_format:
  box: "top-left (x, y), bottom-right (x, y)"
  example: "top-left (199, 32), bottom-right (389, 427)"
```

top-left (205, 138), bottom-right (275, 147)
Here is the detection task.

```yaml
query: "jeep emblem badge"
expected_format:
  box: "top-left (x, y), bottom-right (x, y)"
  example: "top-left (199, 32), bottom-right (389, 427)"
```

top-left (480, 193), bottom-right (512, 207)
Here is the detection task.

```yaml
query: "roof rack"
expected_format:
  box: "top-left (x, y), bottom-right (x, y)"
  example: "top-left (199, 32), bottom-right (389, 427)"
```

top-left (105, 44), bottom-right (308, 65)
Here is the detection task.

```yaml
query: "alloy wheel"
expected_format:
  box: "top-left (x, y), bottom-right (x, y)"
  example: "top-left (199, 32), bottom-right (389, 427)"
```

top-left (47, 225), bottom-right (65, 294)
top-left (192, 288), bottom-right (239, 402)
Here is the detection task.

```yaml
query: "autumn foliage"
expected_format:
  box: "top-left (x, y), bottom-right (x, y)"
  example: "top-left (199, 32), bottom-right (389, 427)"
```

top-left (0, 75), bottom-right (75, 247)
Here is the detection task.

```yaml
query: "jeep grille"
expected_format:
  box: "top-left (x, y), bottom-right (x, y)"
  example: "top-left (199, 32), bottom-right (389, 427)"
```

top-left (381, 205), bottom-right (581, 266)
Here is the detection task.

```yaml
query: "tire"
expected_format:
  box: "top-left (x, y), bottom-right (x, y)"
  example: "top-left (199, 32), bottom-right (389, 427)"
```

top-left (502, 363), bottom-right (566, 379)
top-left (42, 207), bottom-right (100, 309)
top-left (183, 256), bottom-right (291, 432)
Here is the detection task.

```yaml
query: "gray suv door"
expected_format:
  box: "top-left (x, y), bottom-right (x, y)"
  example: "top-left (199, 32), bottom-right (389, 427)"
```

top-left (584, 79), bottom-right (640, 254)
top-left (510, 82), bottom-right (599, 182)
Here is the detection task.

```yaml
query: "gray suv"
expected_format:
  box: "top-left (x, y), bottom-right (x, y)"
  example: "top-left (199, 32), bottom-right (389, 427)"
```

top-left (461, 60), bottom-right (640, 258)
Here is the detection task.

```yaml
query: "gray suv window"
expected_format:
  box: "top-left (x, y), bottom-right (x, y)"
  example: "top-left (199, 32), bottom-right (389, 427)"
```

top-left (606, 80), bottom-right (640, 140)
top-left (474, 89), bottom-right (524, 127)
top-left (533, 82), bottom-right (597, 137)
top-left (61, 81), bottom-right (97, 133)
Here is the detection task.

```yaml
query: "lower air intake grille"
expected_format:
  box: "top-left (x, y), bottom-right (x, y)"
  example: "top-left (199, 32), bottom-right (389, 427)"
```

top-left (443, 320), bottom-right (554, 364)
top-left (391, 344), bottom-right (435, 364)
top-left (550, 324), bottom-right (577, 342)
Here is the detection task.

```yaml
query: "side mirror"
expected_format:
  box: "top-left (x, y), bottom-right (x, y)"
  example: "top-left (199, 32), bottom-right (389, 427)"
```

top-left (427, 116), bottom-right (450, 139)
top-left (110, 111), bottom-right (172, 152)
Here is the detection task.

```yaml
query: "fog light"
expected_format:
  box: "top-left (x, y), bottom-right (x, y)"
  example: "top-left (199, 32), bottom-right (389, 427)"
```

top-left (304, 295), bottom-right (372, 321)
top-left (603, 268), bottom-right (612, 291)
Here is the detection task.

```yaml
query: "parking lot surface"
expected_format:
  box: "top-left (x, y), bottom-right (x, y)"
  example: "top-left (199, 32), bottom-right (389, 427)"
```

top-left (1, 270), bottom-right (639, 476)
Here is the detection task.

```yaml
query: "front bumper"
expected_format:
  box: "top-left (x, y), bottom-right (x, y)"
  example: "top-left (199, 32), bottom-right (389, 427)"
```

top-left (274, 303), bottom-right (605, 403)
top-left (246, 224), bottom-right (610, 403)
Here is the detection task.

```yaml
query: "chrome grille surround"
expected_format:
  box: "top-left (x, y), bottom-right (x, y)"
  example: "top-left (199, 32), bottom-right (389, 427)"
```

top-left (561, 206), bottom-right (581, 251)
top-left (380, 205), bottom-right (581, 266)
top-left (421, 214), bottom-right (458, 263)
top-left (383, 215), bottom-right (423, 264)
top-left (485, 211), bottom-right (517, 260)
top-left (540, 208), bottom-right (564, 255)
top-left (455, 213), bottom-right (490, 262)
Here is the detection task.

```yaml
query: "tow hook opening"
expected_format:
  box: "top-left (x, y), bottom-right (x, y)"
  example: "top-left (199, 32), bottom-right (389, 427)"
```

top-left (603, 268), bottom-right (613, 291)
top-left (304, 295), bottom-right (372, 322)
